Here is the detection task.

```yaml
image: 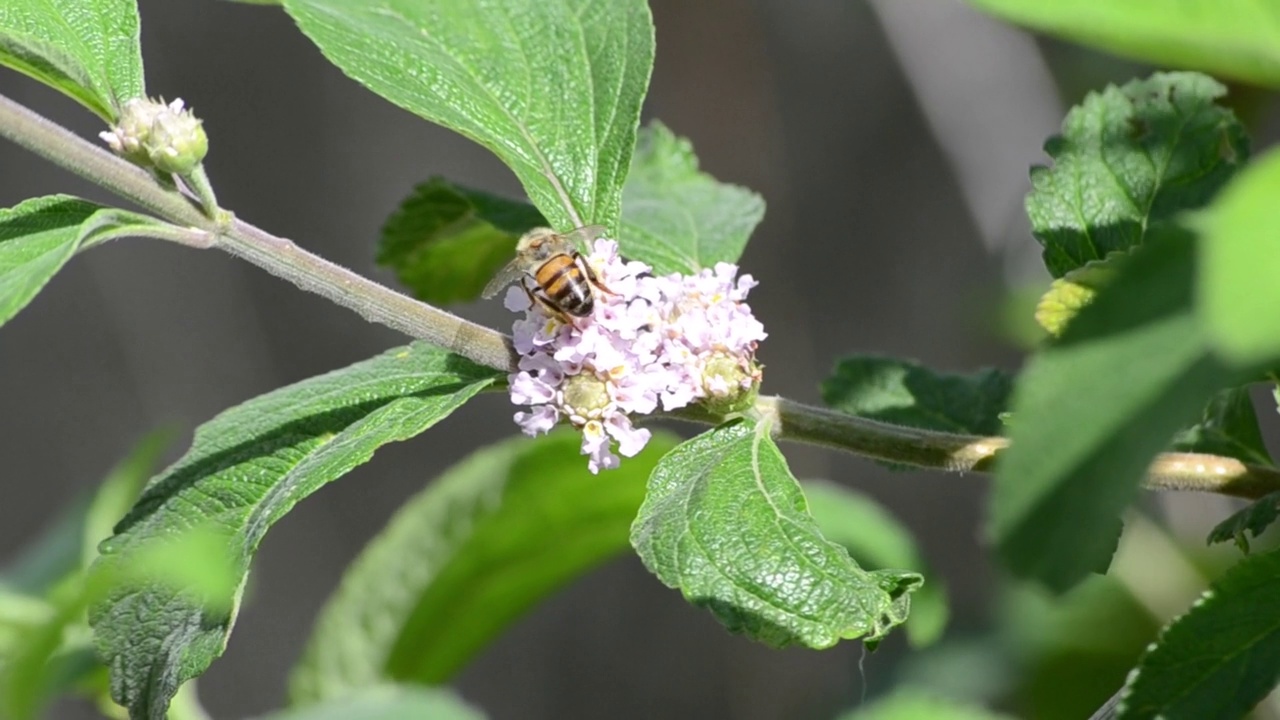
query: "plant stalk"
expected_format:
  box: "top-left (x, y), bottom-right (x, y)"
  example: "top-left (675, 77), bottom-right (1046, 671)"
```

top-left (0, 92), bottom-right (516, 371)
top-left (2, 91), bottom-right (1277, 499)
top-left (755, 396), bottom-right (1280, 499)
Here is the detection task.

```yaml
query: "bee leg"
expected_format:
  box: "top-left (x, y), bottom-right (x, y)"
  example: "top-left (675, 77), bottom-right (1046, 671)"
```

top-left (576, 253), bottom-right (616, 296)
top-left (524, 280), bottom-right (574, 325)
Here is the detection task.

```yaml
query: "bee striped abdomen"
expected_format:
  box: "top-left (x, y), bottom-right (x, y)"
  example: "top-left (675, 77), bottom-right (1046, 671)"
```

top-left (535, 253), bottom-right (594, 316)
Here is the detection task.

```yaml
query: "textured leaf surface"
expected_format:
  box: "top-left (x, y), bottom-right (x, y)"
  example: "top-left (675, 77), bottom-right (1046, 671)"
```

top-left (968, 0), bottom-right (1280, 88)
top-left (0, 196), bottom-right (101, 330)
top-left (0, 0), bottom-right (143, 119)
top-left (804, 481), bottom-right (948, 647)
top-left (290, 429), bottom-right (677, 701)
top-left (282, 0), bottom-right (653, 231)
top-left (631, 419), bottom-right (920, 649)
top-left (991, 230), bottom-right (1240, 592)
top-left (1172, 387), bottom-right (1272, 467)
top-left (88, 344), bottom-right (500, 720)
top-left (377, 177), bottom-right (546, 306)
top-left (1199, 149), bottom-right (1280, 365)
top-left (836, 691), bottom-right (1014, 720)
top-left (822, 356), bottom-right (1012, 436)
top-left (260, 686), bottom-right (483, 720)
top-left (617, 121), bottom-right (765, 275)
top-left (1118, 547), bottom-right (1280, 719)
top-left (1025, 72), bottom-right (1245, 278)
top-left (1207, 491), bottom-right (1280, 553)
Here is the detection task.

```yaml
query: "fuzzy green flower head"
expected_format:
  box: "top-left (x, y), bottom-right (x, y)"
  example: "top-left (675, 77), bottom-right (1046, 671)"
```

top-left (100, 98), bottom-right (208, 175)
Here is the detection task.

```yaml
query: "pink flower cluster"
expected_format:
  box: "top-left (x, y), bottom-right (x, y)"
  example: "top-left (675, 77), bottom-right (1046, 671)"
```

top-left (506, 239), bottom-right (766, 472)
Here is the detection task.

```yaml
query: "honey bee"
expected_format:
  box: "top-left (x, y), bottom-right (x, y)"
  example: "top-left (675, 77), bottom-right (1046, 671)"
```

top-left (483, 225), bottom-right (612, 322)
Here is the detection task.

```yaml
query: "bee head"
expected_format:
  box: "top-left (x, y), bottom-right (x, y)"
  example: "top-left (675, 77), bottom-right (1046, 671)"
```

top-left (516, 228), bottom-right (561, 261)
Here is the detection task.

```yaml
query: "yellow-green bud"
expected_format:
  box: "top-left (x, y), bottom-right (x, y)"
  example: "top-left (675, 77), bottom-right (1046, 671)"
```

top-left (699, 354), bottom-right (761, 416)
top-left (562, 372), bottom-right (611, 422)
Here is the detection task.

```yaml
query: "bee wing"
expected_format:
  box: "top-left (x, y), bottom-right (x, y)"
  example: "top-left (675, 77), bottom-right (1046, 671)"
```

top-left (561, 224), bottom-right (609, 253)
top-left (481, 258), bottom-right (527, 299)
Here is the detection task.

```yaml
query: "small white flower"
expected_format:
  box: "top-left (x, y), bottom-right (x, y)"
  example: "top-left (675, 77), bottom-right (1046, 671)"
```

top-left (508, 238), bottom-right (765, 472)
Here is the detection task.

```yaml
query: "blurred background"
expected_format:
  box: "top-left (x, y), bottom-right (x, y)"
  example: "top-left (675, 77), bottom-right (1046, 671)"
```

top-left (2, 1), bottom-right (1279, 718)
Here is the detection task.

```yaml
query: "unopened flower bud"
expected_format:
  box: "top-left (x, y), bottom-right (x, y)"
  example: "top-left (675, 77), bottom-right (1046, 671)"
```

top-left (100, 98), bottom-right (208, 175)
top-left (699, 354), bottom-right (761, 415)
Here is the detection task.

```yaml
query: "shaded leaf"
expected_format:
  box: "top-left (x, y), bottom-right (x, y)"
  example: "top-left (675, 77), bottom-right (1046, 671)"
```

top-left (631, 419), bottom-right (920, 649)
top-left (822, 356), bottom-right (1012, 436)
top-left (1172, 387), bottom-right (1272, 467)
top-left (836, 690), bottom-right (1014, 720)
top-left (1198, 149), bottom-right (1280, 366)
top-left (1034, 251), bottom-right (1127, 337)
top-left (0, 0), bottom-right (144, 120)
top-left (1207, 491), bottom-right (1280, 553)
top-left (290, 429), bottom-right (678, 701)
top-left (261, 686), bottom-right (484, 720)
top-left (0, 431), bottom-right (167, 597)
top-left (990, 229), bottom-right (1243, 592)
top-left (1118, 547), bottom-right (1280, 719)
top-left (618, 121), bottom-right (765, 275)
top-left (1025, 72), bottom-right (1245, 278)
top-left (804, 481), bottom-right (948, 647)
top-left (377, 177), bottom-right (546, 306)
top-left (88, 344), bottom-right (500, 720)
top-left (0, 196), bottom-right (101, 329)
top-left (281, 0), bottom-right (654, 231)
top-left (82, 429), bottom-right (172, 568)
top-left (968, 0), bottom-right (1280, 88)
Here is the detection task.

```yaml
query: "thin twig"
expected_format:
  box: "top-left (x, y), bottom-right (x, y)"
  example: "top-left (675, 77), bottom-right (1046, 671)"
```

top-left (3, 90), bottom-right (1278, 499)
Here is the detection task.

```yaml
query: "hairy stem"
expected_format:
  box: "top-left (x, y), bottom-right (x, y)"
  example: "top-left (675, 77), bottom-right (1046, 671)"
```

top-left (755, 396), bottom-right (1280, 499)
top-left (2, 91), bottom-right (1277, 499)
top-left (0, 92), bottom-right (516, 371)
top-left (219, 220), bottom-right (514, 369)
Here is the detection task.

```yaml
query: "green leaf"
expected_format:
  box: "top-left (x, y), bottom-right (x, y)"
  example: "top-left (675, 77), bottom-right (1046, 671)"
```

top-left (631, 419), bottom-right (921, 649)
top-left (1034, 251), bottom-right (1129, 337)
top-left (617, 121), bottom-right (766, 275)
top-left (88, 344), bottom-right (500, 720)
top-left (377, 177), bottom-right (546, 306)
top-left (1, 431), bottom-right (167, 599)
top-left (0, 590), bottom-right (86, 720)
top-left (0, 196), bottom-right (100, 329)
top-left (990, 228), bottom-right (1243, 592)
top-left (1207, 491), bottom-right (1280, 553)
top-left (260, 686), bottom-right (484, 720)
top-left (0, 426), bottom-right (170, 720)
top-left (804, 481), bottom-right (948, 647)
top-left (1171, 387), bottom-right (1273, 467)
top-left (1198, 149), bottom-right (1280, 366)
top-left (0, 0), bottom-right (144, 120)
top-left (1025, 72), bottom-right (1246, 278)
top-left (1, 497), bottom-right (90, 597)
top-left (1118, 547), bottom-right (1280, 719)
top-left (82, 429), bottom-right (172, 568)
top-left (281, 0), bottom-right (654, 232)
top-left (836, 690), bottom-right (1014, 720)
top-left (0, 199), bottom-right (167, 332)
top-left (290, 429), bottom-right (678, 701)
top-left (967, 0), bottom-right (1280, 89)
top-left (821, 356), bottom-right (1012, 436)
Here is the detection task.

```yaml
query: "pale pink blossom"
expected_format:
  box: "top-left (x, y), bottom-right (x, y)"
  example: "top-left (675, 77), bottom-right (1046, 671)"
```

top-left (506, 238), bottom-right (765, 472)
